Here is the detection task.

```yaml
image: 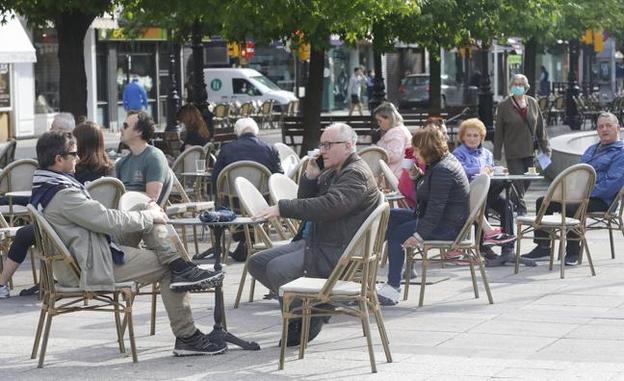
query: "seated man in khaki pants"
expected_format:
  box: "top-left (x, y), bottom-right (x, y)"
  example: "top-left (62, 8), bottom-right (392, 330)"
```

top-left (30, 131), bottom-right (225, 356)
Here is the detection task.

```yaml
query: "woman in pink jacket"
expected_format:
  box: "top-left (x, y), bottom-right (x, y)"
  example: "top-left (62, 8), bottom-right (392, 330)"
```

top-left (374, 102), bottom-right (412, 179)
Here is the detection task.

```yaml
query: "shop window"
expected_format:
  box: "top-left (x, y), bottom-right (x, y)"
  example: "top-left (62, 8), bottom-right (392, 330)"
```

top-left (33, 27), bottom-right (59, 113)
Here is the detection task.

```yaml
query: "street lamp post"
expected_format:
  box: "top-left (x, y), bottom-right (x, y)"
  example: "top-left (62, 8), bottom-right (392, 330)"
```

top-left (478, 45), bottom-right (494, 131)
top-left (190, 19), bottom-right (212, 135)
top-left (165, 48), bottom-right (180, 132)
top-left (369, 23), bottom-right (386, 113)
top-left (565, 39), bottom-right (582, 130)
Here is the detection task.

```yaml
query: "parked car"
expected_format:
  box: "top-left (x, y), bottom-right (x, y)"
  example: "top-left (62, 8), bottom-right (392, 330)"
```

top-left (203, 68), bottom-right (297, 111)
top-left (398, 74), bottom-right (478, 109)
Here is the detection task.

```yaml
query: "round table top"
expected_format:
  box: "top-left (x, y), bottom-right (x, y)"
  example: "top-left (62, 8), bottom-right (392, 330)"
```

top-left (490, 174), bottom-right (544, 181)
top-left (6, 190), bottom-right (32, 198)
top-left (167, 216), bottom-right (266, 227)
top-left (180, 172), bottom-right (212, 177)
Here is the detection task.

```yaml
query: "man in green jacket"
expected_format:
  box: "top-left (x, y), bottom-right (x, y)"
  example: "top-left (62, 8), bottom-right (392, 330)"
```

top-left (31, 131), bottom-right (226, 357)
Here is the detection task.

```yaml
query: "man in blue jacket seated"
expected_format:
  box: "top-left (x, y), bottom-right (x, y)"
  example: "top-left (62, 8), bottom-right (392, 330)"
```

top-left (523, 112), bottom-right (624, 265)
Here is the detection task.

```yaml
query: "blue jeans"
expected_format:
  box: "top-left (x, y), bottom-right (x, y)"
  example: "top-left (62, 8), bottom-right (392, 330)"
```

top-left (385, 208), bottom-right (458, 288)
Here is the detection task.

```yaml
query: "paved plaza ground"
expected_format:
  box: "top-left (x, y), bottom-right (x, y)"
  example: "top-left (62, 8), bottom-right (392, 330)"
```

top-left (3, 124), bottom-right (624, 380)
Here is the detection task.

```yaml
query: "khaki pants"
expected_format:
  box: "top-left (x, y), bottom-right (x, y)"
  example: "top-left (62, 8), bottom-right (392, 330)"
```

top-left (113, 220), bottom-right (196, 338)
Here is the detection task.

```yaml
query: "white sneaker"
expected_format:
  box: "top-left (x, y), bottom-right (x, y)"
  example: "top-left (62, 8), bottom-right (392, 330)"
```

top-left (376, 283), bottom-right (400, 306)
top-left (0, 284), bottom-right (9, 299)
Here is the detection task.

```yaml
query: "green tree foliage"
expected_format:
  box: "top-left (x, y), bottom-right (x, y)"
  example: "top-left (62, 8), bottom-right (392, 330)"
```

top-left (0, 0), bottom-right (119, 118)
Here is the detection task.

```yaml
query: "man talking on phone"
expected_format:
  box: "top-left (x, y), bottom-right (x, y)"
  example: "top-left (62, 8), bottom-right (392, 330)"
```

top-left (248, 123), bottom-right (381, 346)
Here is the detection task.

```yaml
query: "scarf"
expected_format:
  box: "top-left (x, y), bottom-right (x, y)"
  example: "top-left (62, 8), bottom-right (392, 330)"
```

top-left (31, 169), bottom-right (125, 264)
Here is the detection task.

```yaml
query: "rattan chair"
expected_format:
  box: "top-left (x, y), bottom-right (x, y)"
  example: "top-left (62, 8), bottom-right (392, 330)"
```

top-left (275, 142), bottom-right (299, 162)
top-left (258, 99), bottom-right (276, 129)
top-left (514, 163), bottom-right (597, 279)
top-left (278, 199), bottom-right (391, 373)
top-left (585, 185), bottom-right (624, 259)
top-left (0, 158), bottom-right (38, 225)
top-left (171, 146), bottom-right (206, 201)
top-left (378, 159), bottom-right (409, 209)
top-left (403, 174), bottom-right (494, 306)
top-left (212, 103), bottom-right (230, 129)
top-left (269, 173), bottom-right (300, 235)
top-left (86, 177), bottom-right (126, 209)
top-left (233, 177), bottom-right (290, 308)
top-left (289, 156), bottom-right (309, 185)
top-left (0, 212), bottom-right (37, 289)
top-left (358, 147), bottom-right (389, 187)
top-left (27, 205), bottom-right (137, 368)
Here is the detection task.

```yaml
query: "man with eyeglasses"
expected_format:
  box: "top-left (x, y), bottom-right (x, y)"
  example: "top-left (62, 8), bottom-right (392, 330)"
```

top-left (522, 112), bottom-right (624, 265)
top-left (20, 131), bottom-right (227, 355)
top-left (248, 123), bottom-right (381, 347)
top-left (116, 111), bottom-right (171, 205)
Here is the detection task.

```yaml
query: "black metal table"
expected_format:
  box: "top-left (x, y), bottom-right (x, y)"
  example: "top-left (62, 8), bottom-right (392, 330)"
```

top-left (168, 216), bottom-right (264, 350)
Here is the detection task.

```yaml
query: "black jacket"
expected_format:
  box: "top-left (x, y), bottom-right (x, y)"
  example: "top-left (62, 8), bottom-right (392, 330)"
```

top-left (415, 153), bottom-right (469, 240)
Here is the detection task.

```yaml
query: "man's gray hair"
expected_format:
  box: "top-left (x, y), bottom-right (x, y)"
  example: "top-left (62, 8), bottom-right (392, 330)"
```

top-left (234, 117), bottom-right (259, 137)
top-left (597, 111), bottom-right (620, 126)
top-left (50, 112), bottom-right (76, 133)
top-left (328, 122), bottom-right (357, 153)
top-left (510, 73), bottom-right (530, 90)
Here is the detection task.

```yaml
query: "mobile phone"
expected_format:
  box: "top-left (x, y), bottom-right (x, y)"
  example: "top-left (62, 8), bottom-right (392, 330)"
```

top-left (315, 156), bottom-right (325, 170)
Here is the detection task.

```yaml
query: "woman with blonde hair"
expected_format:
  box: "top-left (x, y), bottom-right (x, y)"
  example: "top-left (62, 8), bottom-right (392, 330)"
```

top-left (374, 102), bottom-right (412, 178)
top-left (377, 126), bottom-right (469, 305)
top-left (177, 103), bottom-right (210, 151)
top-left (453, 118), bottom-right (517, 262)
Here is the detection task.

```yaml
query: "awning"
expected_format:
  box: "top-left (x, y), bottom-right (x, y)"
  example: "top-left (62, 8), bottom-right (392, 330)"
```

top-left (0, 15), bottom-right (36, 63)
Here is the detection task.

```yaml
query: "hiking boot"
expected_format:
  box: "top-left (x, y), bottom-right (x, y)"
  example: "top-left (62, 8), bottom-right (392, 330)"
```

top-left (565, 253), bottom-right (579, 266)
top-left (376, 283), bottom-right (400, 306)
top-left (0, 284), bottom-right (9, 299)
top-left (480, 246), bottom-right (498, 260)
top-left (521, 245), bottom-right (550, 260)
top-left (170, 266), bottom-right (224, 292)
top-left (229, 242), bottom-right (247, 262)
top-left (173, 330), bottom-right (227, 356)
top-left (280, 316), bottom-right (328, 347)
top-left (483, 232), bottom-right (517, 247)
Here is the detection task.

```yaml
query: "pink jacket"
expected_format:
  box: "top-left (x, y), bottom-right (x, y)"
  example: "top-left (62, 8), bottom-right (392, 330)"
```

top-left (376, 124), bottom-right (412, 178)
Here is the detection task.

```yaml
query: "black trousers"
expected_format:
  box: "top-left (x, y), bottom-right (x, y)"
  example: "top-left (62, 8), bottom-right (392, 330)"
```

top-left (506, 157), bottom-right (533, 214)
top-left (533, 197), bottom-right (608, 255)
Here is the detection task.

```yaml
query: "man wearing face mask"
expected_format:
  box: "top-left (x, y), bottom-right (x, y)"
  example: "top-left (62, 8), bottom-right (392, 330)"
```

top-left (494, 73), bottom-right (551, 215)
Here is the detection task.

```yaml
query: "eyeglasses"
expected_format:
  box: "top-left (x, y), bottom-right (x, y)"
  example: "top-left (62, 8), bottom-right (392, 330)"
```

top-left (63, 151), bottom-right (78, 158)
top-left (319, 141), bottom-right (347, 150)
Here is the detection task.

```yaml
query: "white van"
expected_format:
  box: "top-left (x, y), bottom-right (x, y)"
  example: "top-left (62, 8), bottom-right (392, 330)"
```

top-left (203, 68), bottom-right (297, 110)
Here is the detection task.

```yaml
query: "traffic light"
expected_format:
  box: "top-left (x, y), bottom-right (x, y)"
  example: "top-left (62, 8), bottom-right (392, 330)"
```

top-left (594, 31), bottom-right (604, 53)
top-left (298, 43), bottom-right (310, 61)
top-left (227, 42), bottom-right (240, 57)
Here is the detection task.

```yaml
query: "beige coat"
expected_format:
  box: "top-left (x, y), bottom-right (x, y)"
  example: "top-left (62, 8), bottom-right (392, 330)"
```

top-left (43, 188), bottom-right (154, 291)
top-left (494, 95), bottom-right (551, 161)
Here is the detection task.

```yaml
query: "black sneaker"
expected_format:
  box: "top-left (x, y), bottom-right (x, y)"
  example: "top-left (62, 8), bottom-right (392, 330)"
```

top-left (173, 330), bottom-right (227, 356)
top-left (521, 245), bottom-right (550, 260)
top-left (565, 253), bottom-right (579, 266)
top-left (170, 266), bottom-right (224, 292)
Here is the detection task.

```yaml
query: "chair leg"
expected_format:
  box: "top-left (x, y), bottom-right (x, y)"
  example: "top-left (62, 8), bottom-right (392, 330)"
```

top-left (150, 282), bottom-right (158, 336)
top-left (582, 236), bottom-right (596, 276)
top-left (31, 307), bottom-right (47, 359)
top-left (608, 221), bottom-right (615, 259)
top-left (380, 243), bottom-right (388, 268)
top-left (559, 234), bottom-right (566, 279)
top-left (249, 278), bottom-right (256, 303)
top-left (468, 252), bottom-right (479, 299)
top-left (549, 235), bottom-right (556, 271)
top-left (370, 297), bottom-right (392, 363)
top-left (37, 310), bottom-right (53, 368)
top-left (125, 291), bottom-right (138, 363)
top-left (418, 250), bottom-right (428, 307)
top-left (514, 224), bottom-right (523, 274)
top-left (234, 261), bottom-right (248, 308)
top-left (299, 301), bottom-right (310, 359)
top-left (29, 248), bottom-right (38, 285)
top-left (402, 251), bottom-right (412, 301)
top-left (181, 226), bottom-right (189, 253)
top-left (475, 252), bottom-right (494, 304)
top-left (359, 299), bottom-right (377, 373)
top-left (114, 292), bottom-right (126, 353)
top-left (192, 226), bottom-right (199, 256)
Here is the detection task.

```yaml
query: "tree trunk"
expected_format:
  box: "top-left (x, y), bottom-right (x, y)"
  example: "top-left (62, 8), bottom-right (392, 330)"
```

top-left (523, 37), bottom-right (537, 97)
top-left (429, 52), bottom-right (442, 115)
top-left (301, 47), bottom-right (324, 153)
top-left (55, 11), bottom-right (95, 120)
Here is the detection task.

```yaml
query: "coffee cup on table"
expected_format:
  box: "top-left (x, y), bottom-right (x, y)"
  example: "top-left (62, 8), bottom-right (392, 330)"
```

top-left (493, 166), bottom-right (506, 175)
top-left (527, 166), bottom-right (537, 175)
